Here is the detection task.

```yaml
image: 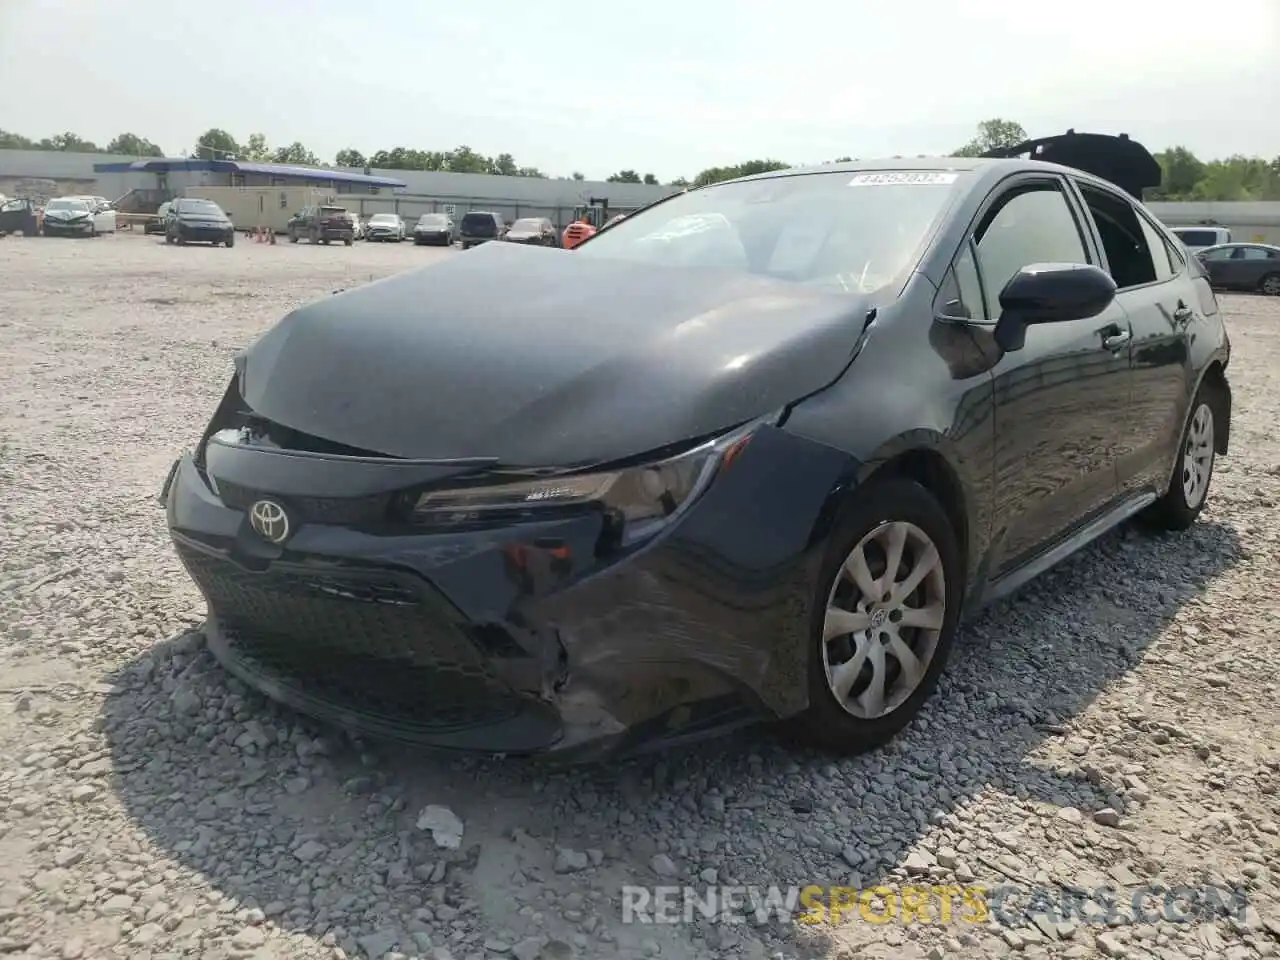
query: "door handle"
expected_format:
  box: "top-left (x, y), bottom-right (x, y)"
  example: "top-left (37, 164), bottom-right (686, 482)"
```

top-left (1102, 330), bottom-right (1131, 350)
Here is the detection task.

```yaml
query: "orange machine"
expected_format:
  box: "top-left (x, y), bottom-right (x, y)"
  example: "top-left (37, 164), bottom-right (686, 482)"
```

top-left (561, 216), bottom-right (597, 250)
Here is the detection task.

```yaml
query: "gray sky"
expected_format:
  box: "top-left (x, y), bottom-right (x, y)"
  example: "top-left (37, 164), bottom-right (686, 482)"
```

top-left (2, 0), bottom-right (1277, 181)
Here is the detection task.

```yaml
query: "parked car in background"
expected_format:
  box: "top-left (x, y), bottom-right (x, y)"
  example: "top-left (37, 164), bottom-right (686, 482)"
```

top-left (69, 195), bottom-right (118, 233)
top-left (161, 131), bottom-right (1232, 761)
top-left (459, 211), bottom-right (506, 249)
top-left (0, 196), bottom-right (39, 237)
top-left (145, 201), bottom-right (171, 235)
top-left (412, 213), bottom-right (454, 246)
top-left (366, 213), bottom-right (406, 243)
top-left (165, 198), bottom-right (236, 247)
top-left (503, 217), bottom-right (558, 246)
top-left (1196, 242), bottom-right (1280, 295)
top-left (287, 205), bottom-right (355, 245)
top-left (1171, 226), bottom-right (1231, 254)
top-left (41, 198), bottom-right (101, 237)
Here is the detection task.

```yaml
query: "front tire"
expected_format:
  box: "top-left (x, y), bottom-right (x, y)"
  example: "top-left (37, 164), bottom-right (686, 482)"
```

top-left (1260, 273), bottom-right (1280, 297)
top-left (225, 232), bottom-right (235, 248)
top-left (344, 237), bottom-right (353, 247)
top-left (1141, 386), bottom-right (1218, 531)
top-left (792, 479), bottom-right (962, 755)
top-left (289, 230), bottom-right (299, 243)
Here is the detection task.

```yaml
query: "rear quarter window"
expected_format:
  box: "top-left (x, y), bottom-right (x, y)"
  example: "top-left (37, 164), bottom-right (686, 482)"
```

top-left (1173, 229), bottom-right (1221, 247)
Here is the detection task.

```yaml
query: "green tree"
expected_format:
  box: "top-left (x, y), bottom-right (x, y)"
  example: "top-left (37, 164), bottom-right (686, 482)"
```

top-left (272, 142), bottom-right (319, 165)
top-left (194, 128), bottom-right (240, 160)
top-left (669, 176), bottom-right (690, 188)
top-left (243, 133), bottom-right (272, 161)
top-left (642, 172), bottom-right (658, 185)
top-left (0, 129), bottom-right (35, 149)
top-left (444, 145), bottom-right (489, 173)
top-left (607, 169), bottom-right (642, 183)
top-left (692, 159), bottom-right (789, 188)
top-left (571, 171), bottom-right (586, 181)
top-left (43, 131), bottom-right (101, 152)
top-left (105, 132), bottom-right (164, 156)
top-left (491, 153), bottom-right (518, 176)
top-left (516, 166), bottom-right (546, 178)
top-left (335, 148), bottom-right (367, 168)
top-left (951, 118), bottom-right (1027, 157)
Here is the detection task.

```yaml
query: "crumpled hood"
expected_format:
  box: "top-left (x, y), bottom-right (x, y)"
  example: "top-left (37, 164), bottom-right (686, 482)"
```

top-left (44, 209), bottom-right (88, 221)
top-left (239, 242), bottom-right (869, 466)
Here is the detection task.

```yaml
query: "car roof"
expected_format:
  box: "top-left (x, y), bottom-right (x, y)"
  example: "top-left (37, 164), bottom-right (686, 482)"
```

top-left (723, 131), bottom-right (1162, 201)
top-left (1202, 242), bottom-right (1280, 252)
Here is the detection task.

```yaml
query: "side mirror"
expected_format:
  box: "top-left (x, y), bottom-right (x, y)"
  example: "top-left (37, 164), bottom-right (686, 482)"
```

top-left (993, 263), bottom-right (1116, 352)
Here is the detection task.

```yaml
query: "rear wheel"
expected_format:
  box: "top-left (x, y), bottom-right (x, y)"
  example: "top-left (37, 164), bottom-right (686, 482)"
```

top-left (1140, 384), bottom-right (1219, 531)
top-left (344, 237), bottom-right (353, 247)
top-left (792, 479), bottom-right (962, 755)
top-left (1260, 273), bottom-right (1280, 296)
top-left (289, 229), bottom-right (299, 243)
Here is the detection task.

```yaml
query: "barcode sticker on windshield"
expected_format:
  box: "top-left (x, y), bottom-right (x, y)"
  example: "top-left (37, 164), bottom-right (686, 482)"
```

top-left (848, 172), bottom-right (959, 187)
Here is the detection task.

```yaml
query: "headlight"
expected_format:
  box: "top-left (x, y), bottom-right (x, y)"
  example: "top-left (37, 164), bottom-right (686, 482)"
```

top-left (411, 418), bottom-right (768, 543)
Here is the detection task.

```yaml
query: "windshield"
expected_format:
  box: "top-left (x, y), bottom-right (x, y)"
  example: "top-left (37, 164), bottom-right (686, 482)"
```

top-left (511, 218), bottom-right (542, 232)
top-left (370, 214), bottom-right (398, 223)
top-left (177, 200), bottom-right (223, 216)
top-left (573, 170), bottom-right (963, 294)
top-left (461, 213), bottom-right (497, 236)
top-left (46, 199), bottom-right (88, 212)
top-left (417, 214), bottom-right (446, 226)
top-left (319, 206), bottom-right (347, 217)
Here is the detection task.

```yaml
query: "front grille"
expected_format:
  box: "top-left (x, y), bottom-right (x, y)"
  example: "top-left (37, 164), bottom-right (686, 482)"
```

top-left (213, 478), bottom-right (393, 526)
top-left (175, 541), bottom-right (520, 730)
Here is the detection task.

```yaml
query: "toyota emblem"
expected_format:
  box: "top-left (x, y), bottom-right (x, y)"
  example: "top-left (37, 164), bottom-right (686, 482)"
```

top-left (248, 499), bottom-right (291, 544)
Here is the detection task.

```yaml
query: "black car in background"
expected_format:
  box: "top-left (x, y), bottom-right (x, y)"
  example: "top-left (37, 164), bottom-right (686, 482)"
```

top-left (163, 131), bottom-right (1231, 762)
top-left (413, 213), bottom-right (454, 246)
top-left (287, 205), bottom-right (355, 245)
top-left (1196, 242), bottom-right (1280, 296)
top-left (503, 217), bottom-right (558, 246)
top-left (166, 198), bottom-right (235, 247)
top-left (459, 211), bottom-right (506, 249)
top-left (0, 196), bottom-right (39, 237)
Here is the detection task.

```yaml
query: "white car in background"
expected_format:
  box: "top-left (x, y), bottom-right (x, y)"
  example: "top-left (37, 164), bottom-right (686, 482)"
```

top-left (68, 195), bottom-right (118, 234)
top-left (1170, 226), bottom-right (1230, 255)
top-left (365, 213), bottom-right (406, 242)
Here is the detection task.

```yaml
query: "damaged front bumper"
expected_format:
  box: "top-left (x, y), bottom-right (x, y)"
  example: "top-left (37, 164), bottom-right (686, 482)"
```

top-left (161, 417), bottom-right (850, 761)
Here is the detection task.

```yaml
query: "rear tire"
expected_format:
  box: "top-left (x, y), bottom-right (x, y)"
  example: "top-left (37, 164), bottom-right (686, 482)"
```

top-left (1260, 273), bottom-right (1280, 297)
top-left (289, 230), bottom-right (299, 243)
top-left (791, 479), bottom-right (963, 755)
top-left (1139, 384), bottom-right (1219, 531)
top-left (344, 237), bottom-right (353, 247)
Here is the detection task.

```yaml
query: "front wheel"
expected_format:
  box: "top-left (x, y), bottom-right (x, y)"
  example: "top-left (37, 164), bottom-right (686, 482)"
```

top-left (1140, 386), bottom-right (1219, 531)
top-left (791, 479), bottom-right (962, 755)
top-left (1260, 273), bottom-right (1280, 297)
top-left (344, 237), bottom-right (353, 247)
top-left (225, 232), bottom-right (235, 248)
top-left (288, 230), bottom-right (299, 243)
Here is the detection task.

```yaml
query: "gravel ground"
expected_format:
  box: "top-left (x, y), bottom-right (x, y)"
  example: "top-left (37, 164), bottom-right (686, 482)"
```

top-left (2, 233), bottom-right (1280, 960)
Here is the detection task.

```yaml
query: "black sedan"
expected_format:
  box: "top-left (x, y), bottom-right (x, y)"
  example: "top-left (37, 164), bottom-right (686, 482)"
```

top-left (503, 217), bottom-right (558, 246)
top-left (166, 198), bottom-right (235, 247)
top-left (1196, 242), bottom-right (1280, 296)
top-left (413, 213), bottom-right (454, 246)
top-left (162, 131), bottom-right (1231, 761)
